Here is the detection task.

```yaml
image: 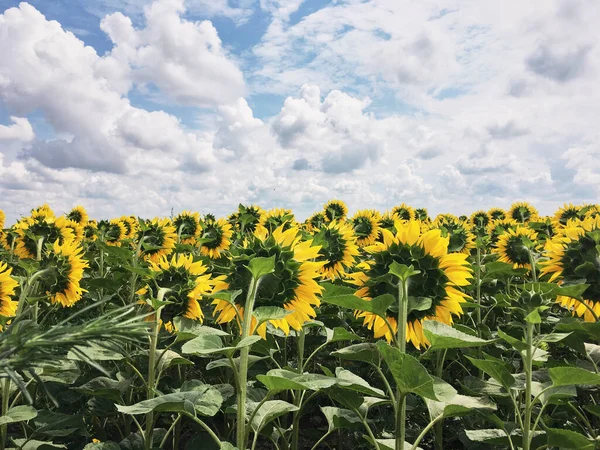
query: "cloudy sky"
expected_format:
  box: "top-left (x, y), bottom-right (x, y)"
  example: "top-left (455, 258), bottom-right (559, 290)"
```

top-left (0, 0), bottom-right (598, 223)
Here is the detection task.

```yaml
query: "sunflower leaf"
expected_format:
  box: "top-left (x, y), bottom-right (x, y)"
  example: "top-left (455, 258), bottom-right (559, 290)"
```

top-left (253, 307), bottom-right (291, 325)
top-left (388, 262), bottom-right (420, 282)
top-left (465, 356), bottom-right (515, 391)
top-left (424, 321), bottom-right (494, 350)
top-left (247, 256), bottom-right (276, 280)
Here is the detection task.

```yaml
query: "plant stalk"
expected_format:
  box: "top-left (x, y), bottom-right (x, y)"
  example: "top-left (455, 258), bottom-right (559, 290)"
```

top-left (145, 308), bottom-right (161, 450)
top-left (522, 320), bottom-right (534, 450)
top-left (396, 278), bottom-right (409, 450)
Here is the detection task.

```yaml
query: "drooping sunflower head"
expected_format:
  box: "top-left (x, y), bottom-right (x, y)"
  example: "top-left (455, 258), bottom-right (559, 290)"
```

top-left (138, 254), bottom-right (216, 328)
top-left (391, 203), bottom-right (415, 221)
top-left (0, 262), bottom-right (19, 319)
top-left (137, 218), bottom-right (177, 263)
top-left (230, 204), bottom-right (267, 235)
top-left (487, 208), bottom-right (505, 221)
top-left (350, 210), bottom-right (381, 247)
top-left (470, 210), bottom-right (491, 229)
top-left (541, 216), bottom-right (600, 322)
top-left (31, 204), bottom-right (55, 220)
top-left (304, 212), bottom-right (326, 232)
top-left (204, 213), bottom-right (216, 224)
top-left (119, 216), bottom-right (139, 240)
top-left (44, 239), bottom-right (89, 308)
top-left (508, 202), bottom-right (539, 224)
top-left (431, 217), bottom-right (475, 254)
top-left (494, 226), bottom-right (537, 269)
top-left (173, 211), bottom-right (201, 245)
top-left (264, 208), bottom-right (296, 233)
top-left (313, 221), bottom-right (359, 280)
top-left (14, 215), bottom-right (74, 260)
top-left (199, 218), bottom-right (233, 259)
top-left (347, 220), bottom-right (472, 348)
top-left (487, 218), bottom-right (519, 245)
top-left (64, 218), bottom-right (84, 243)
top-left (414, 208), bottom-right (431, 223)
top-left (212, 225), bottom-right (325, 338)
top-left (323, 200), bottom-right (348, 223)
top-left (98, 219), bottom-right (127, 246)
top-left (83, 220), bottom-right (98, 242)
top-left (66, 206), bottom-right (88, 226)
top-left (528, 217), bottom-right (555, 246)
top-left (379, 212), bottom-right (400, 231)
top-left (552, 203), bottom-right (583, 229)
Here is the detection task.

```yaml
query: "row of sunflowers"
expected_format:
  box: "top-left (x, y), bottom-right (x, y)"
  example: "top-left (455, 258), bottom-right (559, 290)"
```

top-left (0, 200), bottom-right (599, 450)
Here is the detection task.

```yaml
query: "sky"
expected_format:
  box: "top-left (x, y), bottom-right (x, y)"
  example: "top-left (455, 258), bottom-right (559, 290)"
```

top-left (0, 0), bottom-right (598, 223)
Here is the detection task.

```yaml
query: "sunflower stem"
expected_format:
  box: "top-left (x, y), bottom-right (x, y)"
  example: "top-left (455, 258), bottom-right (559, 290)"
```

top-left (522, 320), bottom-right (534, 450)
top-left (291, 328), bottom-right (306, 450)
top-left (1, 378), bottom-right (10, 450)
top-left (396, 278), bottom-right (409, 450)
top-left (237, 276), bottom-right (261, 450)
top-left (144, 302), bottom-right (162, 450)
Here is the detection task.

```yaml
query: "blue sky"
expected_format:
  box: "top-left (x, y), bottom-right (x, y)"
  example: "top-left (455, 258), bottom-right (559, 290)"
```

top-left (0, 0), bottom-right (599, 222)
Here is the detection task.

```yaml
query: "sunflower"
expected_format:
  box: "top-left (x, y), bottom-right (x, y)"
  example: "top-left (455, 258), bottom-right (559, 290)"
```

top-left (14, 216), bottom-right (74, 260)
top-left (45, 240), bottom-right (89, 308)
top-left (528, 217), bottom-right (555, 246)
top-left (508, 202), bottom-right (539, 224)
top-left (488, 208), bottom-right (506, 221)
top-left (347, 220), bottom-right (472, 348)
top-left (64, 219), bottom-right (84, 243)
top-left (432, 215), bottom-right (474, 254)
top-left (541, 216), bottom-right (600, 322)
top-left (323, 200), bottom-right (348, 223)
top-left (264, 208), bottom-right (296, 233)
top-left (173, 211), bottom-right (201, 245)
top-left (199, 218), bottom-right (233, 259)
top-left (415, 208), bottom-right (431, 223)
top-left (0, 262), bottom-right (19, 318)
top-left (138, 253), bottom-right (217, 329)
top-left (313, 221), bottom-right (359, 280)
top-left (0, 209), bottom-right (5, 229)
top-left (98, 219), bottom-right (127, 246)
top-left (66, 206), bottom-right (88, 226)
top-left (379, 212), bottom-right (400, 230)
top-left (83, 220), bottom-right (98, 242)
top-left (120, 216), bottom-right (139, 240)
top-left (433, 214), bottom-right (460, 228)
top-left (552, 204), bottom-right (582, 229)
top-left (470, 210), bottom-right (491, 229)
top-left (230, 204), bottom-right (268, 236)
top-left (31, 204), bottom-right (55, 220)
top-left (304, 212), bottom-right (326, 232)
top-left (392, 204), bottom-right (415, 221)
top-left (351, 210), bottom-right (380, 247)
top-left (583, 205), bottom-right (600, 219)
top-left (487, 218), bottom-right (519, 245)
top-left (494, 226), bottom-right (537, 269)
top-left (204, 213), bottom-right (216, 224)
top-left (212, 225), bottom-right (325, 338)
top-left (137, 218), bottom-right (177, 263)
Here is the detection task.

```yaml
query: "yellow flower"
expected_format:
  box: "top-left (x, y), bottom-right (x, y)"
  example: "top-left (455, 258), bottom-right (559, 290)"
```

top-left (304, 212), bottom-right (326, 232)
top-left (315, 221), bottom-right (359, 280)
top-left (541, 216), bottom-right (600, 322)
top-left (14, 216), bottom-right (74, 260)
top-left (508, 202), bottom-right (538, 224)
top-left (470, 210), bottom-right (490, 229)
top-left (30, 204), bottom-right (55, 220)
top-left (66, 206), bottom-right (89, 226)
top-left (173, 211), bottom-right (201, 245)
top-left (494, 226), bottom-right (537, 269)
top-left (0, 262), bottom-right (19, 318)
top-left (391, 203), bottom-right (415, 221)
top-left (200, 218), bottom-right (233, 259)
top-left (323, 200), bottom-right (348, 223)
top-left (0, 209), bottom-right (5, 230)
top-left (552, 203), bottom-right (582, 229)
top-left (348, 220), bottom-right (472, 348)
top-left (46, 240), bottom-right (89, 307)
top-left (350, 210), bottom-right (380, 247)
top-left (488, 208), bottom-right (506, 221)
top-left (120, 216), bottom-right (139, 240)
top-left (264, 208), bottom-right (296, 233)
top-left (137, 218), bottom-right (177, 263)
top-left (212, 225), bottom-right (325, 338)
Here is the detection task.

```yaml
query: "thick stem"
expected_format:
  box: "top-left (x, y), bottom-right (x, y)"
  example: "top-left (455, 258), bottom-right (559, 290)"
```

top-left (476, 246), bottom-right (482, 335)
top-left (523, 321), bottom-right (534, 450)
top-left (396, 279), bottom-right (409, 450)
top-left (291, 329), bottom-right (306, 450)
top-left (411, 416), bottom-right (443, 450)
top-left (1, 379), bottom-right (10, 450)
top-left (434, 351), bottom-right (446, 450)
top-left (144, 309), bottom-right (161, 450)
top-left (237, 277), bottom-right (260, 450)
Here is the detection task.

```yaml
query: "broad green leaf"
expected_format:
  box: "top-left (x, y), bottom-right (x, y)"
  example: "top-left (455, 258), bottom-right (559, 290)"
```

top-left (253, 307), bottom-right (291, 324)
top-left (0, 405), bottom-right (37, 425)
top-left (325, 386), bottom-right (364, 410)
top-left (257, 369), bottom-right (338, 392)
top-left (407, 297), bottom-right (432, 314)
top-left (545, 428), bottom-right (595, 449)
top-left (83, 442), bottom-right (121, 450)
top-left (424, 321), bottom-right (494, 350)
top-left (248, 400), bottom-right (298, 432)
top-left (206, 355), bottom-right (267, 371)
top-left (331, 343), bottom-right (380, 365)
top-left (525, 308), bottom-right (542, 324)
top-left (181, 334), bottom-right (224, 355)
top-left (466, 356), bottom-right (515, 391)
top-left (247, 256), bottom-right (276, 280)
top-left (388, 262), bottom-right (420, 281)
top-left (32, 410), bottom-right (85, 437)
top-left (556, 319), bottom-right (600, 341)
top-left (362, 437), bottom-right (420, 450)
top-left (531, 382), bottom-right (576, 405)
top-left (74, 377), bottom-right (132, 402)
top-left (556, 283), bottom-right (590, 300)
top-left (173, 317), bottom-right (229, 342)
top-left (497, 329), bottom-right (528, 352)
top-left (536, 332), bottom-right (572, 344)
top-left (377, 341), bottom-right (455, 401)
top-left (325, 327), bottom-right (363, 343)
top-left (156, 349), bottom-right (193, 373)
top-left (320, 283), bottom-right (379, 314)
top-left (426, 394), bottom-right (496, 420)
top-left (549, 367), bottom-right (600, 387)
top-left (11, 440), bottom-right (67, 450)
top-left (67, 343), bottom-right (124, 361)
top-left (320, 407), bottom-right (362, 431)
top-left (335, 368), bottom-right (385, 398)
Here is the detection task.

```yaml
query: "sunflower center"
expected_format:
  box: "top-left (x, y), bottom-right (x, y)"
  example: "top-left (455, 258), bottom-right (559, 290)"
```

top-left (353, 217), bottom-right (373, 238)
top-left (504, 235), bottom-right (531, 265)
top-left (202, 225), bottom-right (224, 250)
top-left (320, 229), bottom-right (347, 269)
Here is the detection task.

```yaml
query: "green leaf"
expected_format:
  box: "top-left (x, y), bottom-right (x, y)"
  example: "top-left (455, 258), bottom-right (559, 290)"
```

top-left (497, 329), bottom-right (528, 352)
top-left (331, 343), bottom-right (379, 365)
top-left (325, 327), bottom-right (363, 343)
top-left (546, 428), bottom-right (595, 449)
top-left (32, 410), bottom-right (85, 437)
top-left (181, 334), bottom-right (224, 355)
top-left (248, 400), bottom-right (298, 432)
top-left (556, 283), bottom-right (590, 300)
top-left (376, 341), bottom-right (455, 401)
top-left (320, 283), bottom-right (378, 313)
top-left (11, 440), bottom-right (67, 450)
top-left (426, 394), bottom-right (496, 420)
top-left (320, 407), bottom-right (362, 432)
top-left (549, 367), bottom-right (600, 387)
top-left (74, 376), bottom-right (132, 402)
top-left (206, 355), bottom-right (267, 371)
top-left (116, 384), bottom-right (222, 416)
top-left (83, 442), bottom-right (121, 450)
top-left (388, 262), bottom-right (420, 281)
top-left (325, 386), bottom-right (364, 410)
top-left (335, 368), bottom-right (386, 398)
top-left (525, 308), bottom-right (542, 324)
top-left (172, 317), bottom-right (229, 342)
top-left (156, 349), bottom-right (193, 373)
top-left (67, 343), bottom-right (124, 361)
top-left (0, 405), bottom-right (37, 425)
top-left (253, 307), bottom-right (291, 324)
top-left (247, 256), bottom-right (276, 280)
top-left (423, 321), bottom-right (494, 350)
top-left (257, 370), bottom-right (338, 392)
top-left (466, 356), bottom-right (515, 391)
top-left (556, 319), bottom-right (600, 341)
top-left (407, 297), bottom-right (432, 314)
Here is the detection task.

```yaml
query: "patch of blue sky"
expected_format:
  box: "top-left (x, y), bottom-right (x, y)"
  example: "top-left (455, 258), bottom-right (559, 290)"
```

top-left (433, 87), bottom-right (468, 100)
top-left (288, 0), bottom-right (330, 26)
top-left (247, 93), bottom-right (288, 120)
top-left (198, 11), bottom-right (270, 53)
top-left (0, 104), bottom-right (56, 141)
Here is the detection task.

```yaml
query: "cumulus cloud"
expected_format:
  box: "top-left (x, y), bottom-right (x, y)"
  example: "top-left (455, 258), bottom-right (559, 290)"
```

top-left (0, 117), bottom-right (34, 142)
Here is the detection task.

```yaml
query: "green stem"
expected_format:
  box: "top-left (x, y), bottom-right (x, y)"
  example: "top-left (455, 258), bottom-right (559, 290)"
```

top-left (237, 277), bottom-right (261, 450)
top-left (358, 408), bottom-right (381, 450)
top-left (310, 429), bottom-right (334, 450)
top-left (291, 329), bottom-right (306, 450)
top-left (410, 416), bottom-right (444, 450)
top-left (434, 351), bottom-right (446, 450)
top-left (396, 278), bottom-right (409, 450)
top-left (181, 412), bottom-right (222, 448)
top-left (159, 414), bottom-right (181, 449)
top-left (522, 320), bottom-right (534, 450)
top-left (1, 378), bottom-right (10, 450)
top-left (144, 308), bottom-right (161, 450)
top-left (374, 365), bottom-right (396, 412)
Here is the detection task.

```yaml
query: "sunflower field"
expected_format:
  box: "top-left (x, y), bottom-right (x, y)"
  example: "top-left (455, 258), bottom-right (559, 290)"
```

top-left (1, 201), bottom-right (600, 450)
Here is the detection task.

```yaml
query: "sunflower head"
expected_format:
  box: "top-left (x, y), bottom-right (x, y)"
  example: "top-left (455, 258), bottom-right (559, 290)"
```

top-left (230, 204), bottom-right (267, 235)
top-left (313, 221), bottom-right (359, 280)
top-left (200, 218), bottom-right (233, 259)
top-left (14, 215), bottom-right (74, 260)
top-left (264, 208), bottom-right (296, 233)
top-left (173, 211), bottom-right (201, 245)
top-left (347, 220), bottom-right (472, 348)
top-left (213, 225), bottom-right (324, 338)
top-left (431, 217), bottom-right (474, 254)
top-left (0, 262), bottom-right (19, 319)
top-left (44, 240), bottom-right (89, 308)
top-left (84, 220), bottom-right (98, 242)
top-left (305, 212), bottom-right (326, 232)
top-left (553, 204), bottom-right (583, 229)
top-left (66, 206), bottom-right (88, 226)
top-left (120, 216), bottom-right (139, 240)
top-left (98, 219), bottom-right (127, 246)
top-left (391, 204), bottom-right (415, 221)
top-left (137, 218), bottom-right (177, 263)
top-left (64, 218), bottom-right (84, 243)
top-left (138, 254), bottom-right (216, 328)
top-left (0, 209), bottom-right (5, 230)
top-left (488, 208), bottom-right (506, 221)
top-left (528, 217), bottom-right (555, 246)
top-left (323, 200), bottom-right (348, 223)
top-left (487, 218), bottom-right (519, 245)
top-left (541, 216), bottom-right (600, 322)
top-left (494, 226), bottom-right (537, 269)
top-left (470, 210), bottom-right (491, 229)
top-left (31, 204), bottom-right (55, 220)
top-left (351, 210), bottom-right (380, 247)
top-left (508, 202), bottom-right (539, 224)
top-left (414, 208), bottom-right (431, 223)
top-left (379, 212), bottom-right (400, 230)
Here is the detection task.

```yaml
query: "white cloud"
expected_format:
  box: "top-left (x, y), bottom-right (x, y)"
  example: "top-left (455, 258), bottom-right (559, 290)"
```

top-left (0, 117), bottom-right (34, 142)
